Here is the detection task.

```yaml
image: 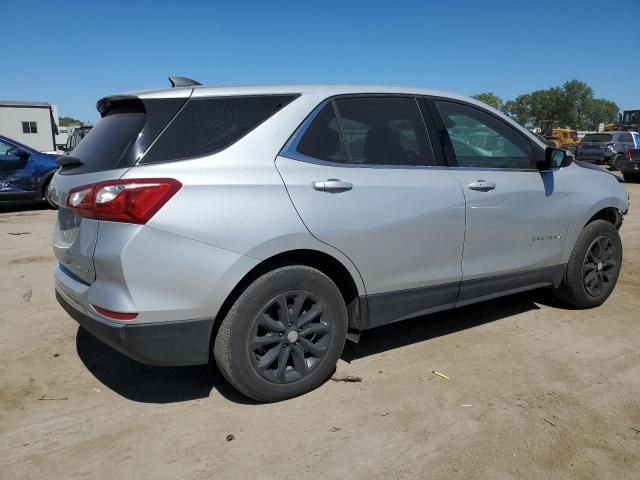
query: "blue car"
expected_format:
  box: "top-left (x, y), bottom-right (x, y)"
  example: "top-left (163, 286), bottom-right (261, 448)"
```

top-left (0, 135), bottom-right (58, 207)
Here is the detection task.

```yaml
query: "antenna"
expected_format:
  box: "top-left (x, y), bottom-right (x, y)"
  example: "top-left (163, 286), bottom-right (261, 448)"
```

top-left (168, 77), bottom-right (202, 88)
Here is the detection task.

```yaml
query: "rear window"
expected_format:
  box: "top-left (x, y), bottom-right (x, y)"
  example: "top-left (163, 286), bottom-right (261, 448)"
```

top-left (141, 94), bottom-right (299, 164)
top-left (581, 133), bottom-right (612, 143)
top-left (59, 98), bottom-right (186, 175)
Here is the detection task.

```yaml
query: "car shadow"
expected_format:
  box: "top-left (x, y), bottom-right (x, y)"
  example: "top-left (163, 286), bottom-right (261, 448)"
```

top-left (0, 200), bottom-right (50, 213)
top-left (75, 327), bottom-right (256, 405)
top-left (76, 291), bottom-right (545, 404)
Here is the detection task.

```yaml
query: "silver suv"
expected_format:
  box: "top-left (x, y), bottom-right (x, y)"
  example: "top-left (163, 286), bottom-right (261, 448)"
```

top-left (51, 82), bottom-right (629, 401)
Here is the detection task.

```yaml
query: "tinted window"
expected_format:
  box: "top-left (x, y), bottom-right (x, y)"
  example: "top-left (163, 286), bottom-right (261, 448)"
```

top-left (435, 101), bottom-right (534, 169)
top-left (59, 98), bottom-right (185, 175)
top-left (582, 133), bottom-right (612, 142)
top-left (334, 97), bottom-right (434, 166)
top-left (142, 94), bottom-right (298, 164)
top-left (296, 104), bottom-right (347, 163)
top-left (620, 132), bottom-right (633, 142)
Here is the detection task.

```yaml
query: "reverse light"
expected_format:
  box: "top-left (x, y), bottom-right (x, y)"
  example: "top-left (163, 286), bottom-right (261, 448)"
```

top-left (66, 178), bottom-right (181, 224)
top-left (92, 305), bottom-right (138, 321)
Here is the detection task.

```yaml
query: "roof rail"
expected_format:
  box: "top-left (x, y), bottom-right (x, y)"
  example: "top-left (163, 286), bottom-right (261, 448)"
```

top-left (168, 76), bottom-right (202, 88)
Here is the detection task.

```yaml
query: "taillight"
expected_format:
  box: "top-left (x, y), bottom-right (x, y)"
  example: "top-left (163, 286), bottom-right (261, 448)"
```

top-left (67, 178), bottom-right (181, 224)
top-left (625, 150), bottom-right (632, 160)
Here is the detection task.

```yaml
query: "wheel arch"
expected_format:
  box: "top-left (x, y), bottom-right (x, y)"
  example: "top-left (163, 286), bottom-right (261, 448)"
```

top-left (212, 249), bottom-right (367, 350)
top-left (38, 169), bottom-right (56, 198)
top-left (586, 206), bottom-right (622, 229)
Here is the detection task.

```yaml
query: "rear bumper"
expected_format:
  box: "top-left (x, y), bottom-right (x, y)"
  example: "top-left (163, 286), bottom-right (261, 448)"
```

top-left (620, 162), bottom-right (640, 174)
top-left (56, 290), bottom-right (213, 366)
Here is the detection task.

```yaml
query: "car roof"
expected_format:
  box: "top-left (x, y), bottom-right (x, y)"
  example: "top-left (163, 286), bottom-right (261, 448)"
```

top-left (123, 83), bottom-right (475, 104)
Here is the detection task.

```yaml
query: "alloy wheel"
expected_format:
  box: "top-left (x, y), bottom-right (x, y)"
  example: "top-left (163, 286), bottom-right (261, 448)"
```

top-left (249, 290), bottom-right (332, 383)
top-left (582, 235), bottom-right (617, 297)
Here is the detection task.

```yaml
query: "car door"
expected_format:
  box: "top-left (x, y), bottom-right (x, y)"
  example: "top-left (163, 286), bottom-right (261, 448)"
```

top-left (0, 139), bottom-right (37, 196)
top-left (276, 96), bottom-right (466, 327)
top-left (426, 99), bottom-right (570, 304)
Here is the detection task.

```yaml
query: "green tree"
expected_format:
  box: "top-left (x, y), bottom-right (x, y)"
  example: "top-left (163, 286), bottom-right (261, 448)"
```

top-left (471, 92), bottom-right (504, 111)
top-left (501, 80), bottom-right (619, 130)
top-left (583, 98), bottom-right (619, 130)
top-left (59, 116), bottom-right (83, 126)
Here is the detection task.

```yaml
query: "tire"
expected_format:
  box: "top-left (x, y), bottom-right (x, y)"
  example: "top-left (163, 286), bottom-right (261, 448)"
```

top-left (553, 220), bottom-right (622, 308)
top-left (42, 177), bottom-right (58, 209)
top-left (610, 154), bottom-right (623, 171)
top-left (214, 265), bottom-right (348, 402)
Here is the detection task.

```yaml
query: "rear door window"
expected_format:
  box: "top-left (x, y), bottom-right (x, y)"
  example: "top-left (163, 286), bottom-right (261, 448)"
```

top-left (141, 94), bottom-right (299, 164)
top-left (334, 97), bottom-right (434, 166)
top-left (296, 104), bottom-right (347, 163)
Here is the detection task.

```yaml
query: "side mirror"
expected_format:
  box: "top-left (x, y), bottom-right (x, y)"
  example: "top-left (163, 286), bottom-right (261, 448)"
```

top-left (540, 147), bottom-right (571, 170)
top-left (13, 148), bottom-right (30, 159)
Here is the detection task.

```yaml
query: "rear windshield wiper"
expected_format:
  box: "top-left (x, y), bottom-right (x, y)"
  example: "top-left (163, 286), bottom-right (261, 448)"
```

top-left (56, 155), bottom-right (84, 167)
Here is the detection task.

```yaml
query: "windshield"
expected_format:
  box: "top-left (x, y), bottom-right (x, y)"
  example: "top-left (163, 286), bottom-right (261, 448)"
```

top-left (581, 134), bottom-right (612, 143)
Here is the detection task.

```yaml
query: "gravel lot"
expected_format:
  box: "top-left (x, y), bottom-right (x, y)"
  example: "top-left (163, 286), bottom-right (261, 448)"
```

top-left (1, 183), bottom-right (639, 480)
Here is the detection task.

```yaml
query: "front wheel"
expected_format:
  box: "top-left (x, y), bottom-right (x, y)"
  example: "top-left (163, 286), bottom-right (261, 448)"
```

top-left (214, 265), bottom-right (348, 402)
top-left (553, 220), bottom-right (622, 308)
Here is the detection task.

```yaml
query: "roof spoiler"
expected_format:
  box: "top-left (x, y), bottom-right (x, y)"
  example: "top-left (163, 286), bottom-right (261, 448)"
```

top-left (168, 76), bottom-right (202, 88)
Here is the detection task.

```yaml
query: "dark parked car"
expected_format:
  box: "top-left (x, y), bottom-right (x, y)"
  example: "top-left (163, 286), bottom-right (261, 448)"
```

top-left (0, 135), bottom-right (58, 207)
top-left (575, 131), bottom-right (640, 170)
top-left (65, 126), bottom-right (92, 152)
top-left (620, 148), bottom-right (640, 182)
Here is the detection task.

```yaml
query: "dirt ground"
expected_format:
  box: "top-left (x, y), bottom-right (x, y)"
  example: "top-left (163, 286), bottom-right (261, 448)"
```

top-left (1, 183), bottom-right (639, 480)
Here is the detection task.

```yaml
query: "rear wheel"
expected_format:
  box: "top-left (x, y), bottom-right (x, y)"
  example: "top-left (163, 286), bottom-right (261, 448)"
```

top-left (610, 154), bottom-right (623, 171)
top-left (553, 220), bottom-right (622, 308)
top-left (214, 265), bottom-right (348, 402)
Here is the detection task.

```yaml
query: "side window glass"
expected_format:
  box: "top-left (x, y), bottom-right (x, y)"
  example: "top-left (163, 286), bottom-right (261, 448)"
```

top-left (334, 97), bottom-right (434, 166)
top-left (621, 133), bottom-right (632, 143)
top-left (0, 140), bottom-right (14, 155)
top-left (435, 101), bottom-right (535, 169)
top-left (296, 104), bottom-right (347, 163)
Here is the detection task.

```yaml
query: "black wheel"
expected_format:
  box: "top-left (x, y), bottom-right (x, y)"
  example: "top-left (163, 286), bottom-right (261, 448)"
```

top-left (610, 154), bottom-right (623, 171)
top-left (553, 220), bottom-right (622, 308)
top-left (43, 178), bottom-right (58, 209)
top-left (214, 265), bottom-right (348, 402)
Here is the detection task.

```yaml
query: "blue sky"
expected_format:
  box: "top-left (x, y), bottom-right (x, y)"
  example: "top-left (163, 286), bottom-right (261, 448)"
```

top-left (3, 0), bottom-right (639, 121)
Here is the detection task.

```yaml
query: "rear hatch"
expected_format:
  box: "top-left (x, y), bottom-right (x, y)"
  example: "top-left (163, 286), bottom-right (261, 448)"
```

top-left (51, 94), bottom-right (189, 283)
top-left (578, 133), bottom-right (613, 154)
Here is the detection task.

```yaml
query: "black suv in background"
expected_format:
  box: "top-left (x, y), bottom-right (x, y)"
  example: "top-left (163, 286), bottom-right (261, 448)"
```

top-left (620, 148), bottom-right (640, 182)
top-left (575, 131), bottom-right (640, 170)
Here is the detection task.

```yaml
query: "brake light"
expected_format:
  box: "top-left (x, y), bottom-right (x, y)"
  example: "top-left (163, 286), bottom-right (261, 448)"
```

top-left (67, 178), bottom-right (181, 224)
top-left (92, 305), bottom-right (138, 320)
top-left (625, 150), bottom-right (632, 160)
